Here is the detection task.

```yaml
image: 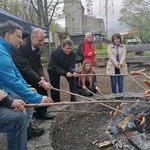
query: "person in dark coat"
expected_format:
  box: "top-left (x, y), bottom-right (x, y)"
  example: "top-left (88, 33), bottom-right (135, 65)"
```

top-left (0, 90), bottom-right (27, 150)
top-left (12, 28), bottom-right (55, 120)
top-left (76, 60), bottom-right (100, 96)
top-left (47, 38), bottom-right (78, 102)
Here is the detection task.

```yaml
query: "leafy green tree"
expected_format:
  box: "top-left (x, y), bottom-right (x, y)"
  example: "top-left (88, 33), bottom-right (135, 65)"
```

top-left (119, 0), bottom-right (150, 42)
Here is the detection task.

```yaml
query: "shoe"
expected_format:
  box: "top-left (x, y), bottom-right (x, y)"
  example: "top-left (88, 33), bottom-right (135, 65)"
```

top-left (70, 95), bottom-right (78, 102)
top-left (34, 112), bottom-right (55, 120)
top-left (27, 124), bottom-right (44, 140)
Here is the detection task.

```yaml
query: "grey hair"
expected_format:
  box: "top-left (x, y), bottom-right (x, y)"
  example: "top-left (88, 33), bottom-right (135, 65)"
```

top-left (0, 21), bottom-right (23, 38)
top-left (85, 32), bottom-right (92, 38)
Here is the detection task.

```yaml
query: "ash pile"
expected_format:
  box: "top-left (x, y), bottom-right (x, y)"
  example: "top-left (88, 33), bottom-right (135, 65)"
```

top-left (105, 92), bottom-right (150, 150)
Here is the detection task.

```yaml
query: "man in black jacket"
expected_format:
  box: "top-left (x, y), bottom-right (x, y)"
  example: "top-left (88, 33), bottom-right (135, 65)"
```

top-left (0, 90), bottom-right (27, 150)
top-left (12, 28), bottom-right (55, 120)
top-left (47, 38), bottom-right (78, 102)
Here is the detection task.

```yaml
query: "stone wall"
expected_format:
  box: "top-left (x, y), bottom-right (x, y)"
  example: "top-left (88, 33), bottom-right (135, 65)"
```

top-left (84, 15), bottom-right (105, 34)
top-left (64, 0), bottom-right (105, 36)
top-left (64, 0), bottom-right (84, 34)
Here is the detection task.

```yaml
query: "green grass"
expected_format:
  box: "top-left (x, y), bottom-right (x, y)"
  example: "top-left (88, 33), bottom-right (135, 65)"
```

top-left (95, 44), bottom-right (108, 58)
top-left (127, 50), bottom-right (150, 57)
top-left (127, 52), bottom-right (135, 57)
top-left (73, 45), bottom-right (78, 50)
top-left (145, 51), bottom-right (150, 56)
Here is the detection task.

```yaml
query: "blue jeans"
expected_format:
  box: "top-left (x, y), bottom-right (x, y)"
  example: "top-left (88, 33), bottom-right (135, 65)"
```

top-left (0, 107), bottom-right (27, 150)
top-left (10, 91), bottom-right (34, 126)
top-left (110, 76), bottom-right (124, 93)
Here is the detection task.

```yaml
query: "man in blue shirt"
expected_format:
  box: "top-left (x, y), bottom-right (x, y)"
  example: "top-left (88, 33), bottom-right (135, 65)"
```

top-left (0, 21), bottom-right (53, 140)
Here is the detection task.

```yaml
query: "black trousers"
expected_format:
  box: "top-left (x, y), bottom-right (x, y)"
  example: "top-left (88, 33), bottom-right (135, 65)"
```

top-left (49, 74), bottom-right (76, 102)
top-left (34, 86), bottom-right (48, 114)
top-left (76, 86), bottom-right (97, 96)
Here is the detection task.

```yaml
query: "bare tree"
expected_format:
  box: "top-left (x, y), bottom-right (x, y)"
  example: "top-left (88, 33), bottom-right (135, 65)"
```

top-left (29, 0), bottom-right (64, 28)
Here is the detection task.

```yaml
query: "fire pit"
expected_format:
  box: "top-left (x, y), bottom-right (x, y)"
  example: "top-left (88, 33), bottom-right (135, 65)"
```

top-left (51, 92), bottom-right (150, 150)
top-left (107, 93), bottom-right (150, 150)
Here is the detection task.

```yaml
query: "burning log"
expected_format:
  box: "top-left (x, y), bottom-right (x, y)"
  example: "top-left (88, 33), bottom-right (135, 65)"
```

top-left (130, 68), bottom-right (145, 75)
top-left (99, 140), bottom-right (116, 148)
top-left (116, 117), bottom-right (131, 132)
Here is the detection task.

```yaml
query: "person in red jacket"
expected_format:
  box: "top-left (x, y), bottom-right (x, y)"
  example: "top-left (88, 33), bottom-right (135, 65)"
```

top-left (83, 32), bottom-right (96, 65)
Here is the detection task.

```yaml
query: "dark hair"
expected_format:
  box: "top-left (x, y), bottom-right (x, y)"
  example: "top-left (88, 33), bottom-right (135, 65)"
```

top-left (61, 38), bottom-right (73, 47)
top-left (0, 21), bottom-right (23, 38)
top-left (112, 33), bottom-right (122, 44)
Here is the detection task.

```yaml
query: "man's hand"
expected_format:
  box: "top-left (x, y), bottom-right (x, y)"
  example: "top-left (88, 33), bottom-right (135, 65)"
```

top-left (30, 87), bottom-right (37, 92)
top-left (11, 100), bottom-right (26, 111)
top-left (72, 72), bottom-right (78, 77)
top-left (41, 96), bottom-right (53, 103)
top-left (0, 90), bottom-right (7, 101)
top-left (88, 51), bottom-right (92, 56)
top-left (94, 52), bottom-right (97, 55)
top-left (39, 80), bottom-right (53, 90)
top-left (66, 72), bottom-right (72, 77)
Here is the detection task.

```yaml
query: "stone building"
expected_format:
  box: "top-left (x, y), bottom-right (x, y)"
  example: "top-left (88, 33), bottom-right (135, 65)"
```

top-left (64, 0), bottom-right (105, 36)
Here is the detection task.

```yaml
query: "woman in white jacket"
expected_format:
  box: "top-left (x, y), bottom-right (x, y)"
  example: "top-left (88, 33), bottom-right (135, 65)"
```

top-left (106, 33), bottom-right (128, 93)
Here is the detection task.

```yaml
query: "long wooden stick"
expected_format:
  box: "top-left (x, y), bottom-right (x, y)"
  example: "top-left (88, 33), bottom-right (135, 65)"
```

top-left (48, 109), bottom-right (108, 114)
top-left (120, 68), bottom-right (146, 91)
top-left (77, 73), bottom-right (128, 76)
top-left (25, 101), bottom-right (142, 121)
top-left (86, 88), bottom-right (106, 98)
top-left (54, 88), bottom-right (142, 121)
top-left (53, 88), bottom-right (142, 121)
top-left (141, 72), bottom-right (150, 80)
top-left (25, 100), bottom-right (148, 108)
top-left (78, 73), bottom-right (150, 76)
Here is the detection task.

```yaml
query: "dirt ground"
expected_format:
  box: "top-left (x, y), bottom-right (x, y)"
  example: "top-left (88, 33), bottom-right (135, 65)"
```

top-left (51, 64), bottom-right (150, 150)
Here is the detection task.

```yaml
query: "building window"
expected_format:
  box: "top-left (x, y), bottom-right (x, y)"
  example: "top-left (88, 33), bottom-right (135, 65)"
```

top-left (73, 28), bottom-right (75, 32)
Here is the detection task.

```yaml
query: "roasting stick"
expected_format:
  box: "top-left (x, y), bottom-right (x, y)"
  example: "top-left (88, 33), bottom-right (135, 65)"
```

top-left (25, 87), bottom-right (146, 121)
top-left (25, 99), bottom-right (147, 107)
top-left (130, 68), bottom-right (150, 80)
top-left (86, 88), bottom-right (106, 98)
top-left (82, 89), bottom-right (141, 122)
top-left (119, 68), bottom-right (146, 91)
top-left (86, 88), bottom-right (105, 98)
top-left (97, 90), bottom-right (106, 97)
top-left (140, 72), bottom-right (150, 80)
top-left (77, 73), bottom-right (128, 76)
top-left (110, 60), bottom-right (146, 91)
top-left (86, 88), bottom-right (113, 100)
top-left (52, 87), bottom-right (141, 121)
top-left (48, 109), bottom-right (108, 114)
